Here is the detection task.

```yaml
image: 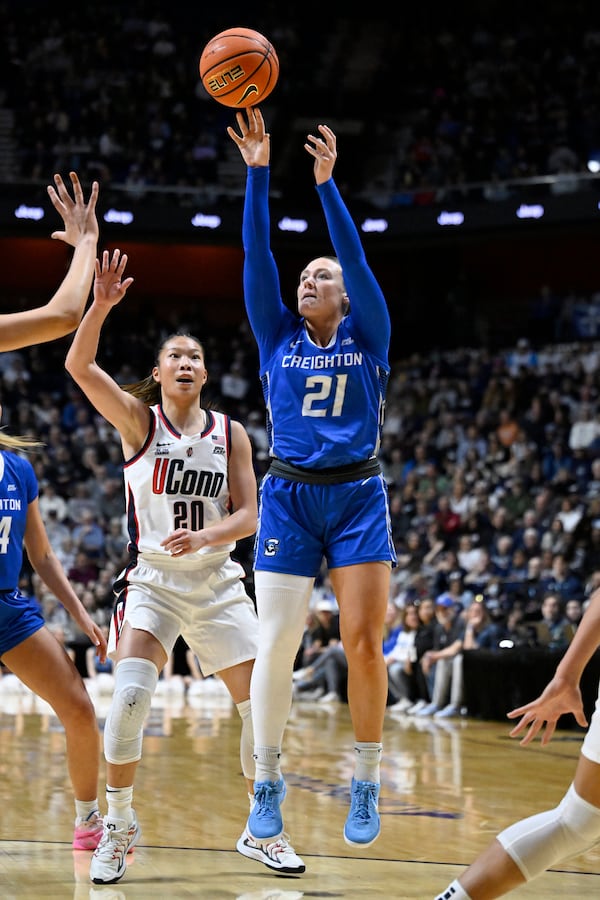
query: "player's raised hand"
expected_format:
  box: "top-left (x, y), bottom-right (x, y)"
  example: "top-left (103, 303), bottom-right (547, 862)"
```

top-left (47, 172), bottom-right (99, 248)
top-left (93, 249), bottom-right (134, 309)
top-left (227, 107), bottom-right (270, 167)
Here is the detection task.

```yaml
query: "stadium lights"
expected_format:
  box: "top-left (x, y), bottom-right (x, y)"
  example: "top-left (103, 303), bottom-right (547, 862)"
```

top-left (587, 151), bottom-right (600, 174)
top-left (437, 211), bottom-right (465, 227)
top-left (104, 209), bottom-right (134, 226)
top-left (516, 204), bottom-right (544, 220)
top-left (14, 204), bottom-right (44, 222)
top-left (361, 218), bottom-right (389, 234)
top-left (277, 216), bottom-right (308, 233)
top-left (191, 213), bottom-right (222, 229)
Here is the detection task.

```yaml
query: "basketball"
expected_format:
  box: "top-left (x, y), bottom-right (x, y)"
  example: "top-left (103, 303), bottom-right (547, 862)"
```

top-left (199, 27), bottom-right (279, 108)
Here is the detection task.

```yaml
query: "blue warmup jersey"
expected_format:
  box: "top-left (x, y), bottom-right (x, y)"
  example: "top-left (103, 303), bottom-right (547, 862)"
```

top-left (242, 167), bottom-right (391, 469)
top-left (242, 167), bottom-right (397, 575)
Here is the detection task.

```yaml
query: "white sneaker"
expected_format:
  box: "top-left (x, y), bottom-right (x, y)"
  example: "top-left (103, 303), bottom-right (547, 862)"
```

top-left (388, 697), bottom-right (413, 713)
top-left (236, 827), bottom-right (305, 874)
top-left (90, 814), bottom-right (141, 885)
top-left (319, 691), bottom-right (339, 703)
top-left (295, 686), bottom-right (325, 701)
top-left (434, 704), bottom-right (460, 718)
top-left (292, 667), bottom-right (312, 682)
top-left (406, 699), bottom-right (428, 714)
top-left (416, 702), bottom-right (439, 717)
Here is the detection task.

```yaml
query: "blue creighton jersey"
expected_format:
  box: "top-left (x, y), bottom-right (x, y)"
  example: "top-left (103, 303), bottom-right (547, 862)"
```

top-left (242, 167), bottom-right (391, 469)
top-left (0, 450), bottom-right (37, 589)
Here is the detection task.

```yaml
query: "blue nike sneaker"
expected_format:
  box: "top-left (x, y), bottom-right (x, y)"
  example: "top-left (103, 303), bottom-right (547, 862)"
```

top-left (247, 778), bottom-right (286, 840)
top-left (343, 778), bottom-right (380, 847)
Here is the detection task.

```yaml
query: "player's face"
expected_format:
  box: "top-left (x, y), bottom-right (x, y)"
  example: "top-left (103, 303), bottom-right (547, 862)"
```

top-left (154, 338), bottom-right (207, 396)
top-left (297, 257), bottom-right (346, 321)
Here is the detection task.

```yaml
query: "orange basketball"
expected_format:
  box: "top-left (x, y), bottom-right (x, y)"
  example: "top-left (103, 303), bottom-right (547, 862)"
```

top-left (199, 27), bottom-right (279, 108)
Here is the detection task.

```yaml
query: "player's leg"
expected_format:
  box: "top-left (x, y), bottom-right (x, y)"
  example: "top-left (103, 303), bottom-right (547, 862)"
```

top-left (327, 474), bottom-right (395, 847)
top-left (435, 754), bottom-right (600, 900)
top-left (331, 560), bottom-right (389, 847)
top-left (91, 621), bottom-right (166, 884)
top-left (4, 625), bottom-right (103, 848)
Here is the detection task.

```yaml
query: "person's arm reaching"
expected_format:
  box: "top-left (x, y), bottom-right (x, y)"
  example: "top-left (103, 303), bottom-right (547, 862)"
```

top-left (305, 125), bottom-right (390, 358)
top-left (507, 588), bottom-right (600, 745)
top-left (228, 108), bottom-right (296, 362)
top-left (0, 173), bottom-right (99, 351)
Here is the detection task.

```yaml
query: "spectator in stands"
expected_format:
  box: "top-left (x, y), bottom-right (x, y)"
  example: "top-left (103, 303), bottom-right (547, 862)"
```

top-left (71, 508), bottom-right (106, 562)
top-left (104, 516), bottom-right (128, 569)
top-left (534, 592), bottom-right (576, 650)
top-left (540, 516), bottom-right (570, 556)
top-left (500, 477), bottom-right (532, 528)
top-left (67, 550), bottom-right (99, 587)
top-left (434, 494), bottom-right (462, 543)
top-left (418, 599), bottom-right (492, 719)
top-left (435, 570), bottom-right (473, 613)
top-left (496, 409), bottom-right (520, 450)
top-left (385, 603), bottom-right (422, 712)
top-left (514, 513), bottom-right (541, 553)
top-left (416, 596), bottom-right (463, 717)
top-left (539, 553), bottom-right (584, 603)
top-left (568, 403), bottom-right (600, 451)
top-left (293, 597), bottom-right (341, 685)
top-left (542, 439), bottom-right (574, 484)
top-left (565, 597), bottom-right (584, 635)
top-left (491, 534), bottom-right (514, 579)
top-left (38, 481), bottom-right (68, 523)
top-left (403, 597), bottom-right (437, 713)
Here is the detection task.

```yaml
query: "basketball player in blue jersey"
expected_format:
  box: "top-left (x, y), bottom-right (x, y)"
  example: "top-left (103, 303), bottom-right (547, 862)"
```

top-left (228, 107), bottom-right (396, 857)
top-left (65, 248), bottom-right (304, 884)
top-left (435, 584), bottom-right (600, 900)
top-left (0, 171), bottom-right (110, 853)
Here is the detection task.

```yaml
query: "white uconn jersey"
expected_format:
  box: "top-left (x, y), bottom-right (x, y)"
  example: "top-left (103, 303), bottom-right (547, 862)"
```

top-left (123, 405), bottom-right (234, 564)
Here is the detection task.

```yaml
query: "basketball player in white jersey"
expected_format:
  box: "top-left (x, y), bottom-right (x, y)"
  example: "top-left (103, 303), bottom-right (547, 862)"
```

top-left (65, 249), bottom-right (304, 884)
top-left (436, 584), bottom-right (600, 899)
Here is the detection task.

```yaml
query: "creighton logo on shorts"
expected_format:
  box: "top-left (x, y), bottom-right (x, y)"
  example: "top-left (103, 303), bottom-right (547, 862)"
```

top-left (263, 538), bottom-right (280, 557)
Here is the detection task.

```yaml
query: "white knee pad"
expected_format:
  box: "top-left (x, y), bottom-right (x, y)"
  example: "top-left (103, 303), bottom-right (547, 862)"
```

top-left (104, 658), bottom-right (159, 765)
top-left (236, 699), bottom-right (255, 780)
top-left (498, 783), bottom-right (600, 881)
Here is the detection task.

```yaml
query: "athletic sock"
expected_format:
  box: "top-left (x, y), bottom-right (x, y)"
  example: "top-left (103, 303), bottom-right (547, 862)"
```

top-left (74, 798), bottom-right (100, 823)
top-left (106, 784), bottom-right (134, 824)
top-left (434, 879), bottom-right (472, 900)
top-left (353, 741), bottom-right (382, 782)
top-left (253, 746), bottom-right (282, 782)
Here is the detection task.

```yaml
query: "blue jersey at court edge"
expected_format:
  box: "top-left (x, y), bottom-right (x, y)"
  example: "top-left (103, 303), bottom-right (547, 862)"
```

top-left (0, 451), bottom-right (37, 589)
top-left (242, 167), bottom-right (391, 469)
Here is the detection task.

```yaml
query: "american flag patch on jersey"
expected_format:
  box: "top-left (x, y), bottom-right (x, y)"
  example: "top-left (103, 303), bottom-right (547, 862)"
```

top-left (212, 434), bottom-right (225, 446)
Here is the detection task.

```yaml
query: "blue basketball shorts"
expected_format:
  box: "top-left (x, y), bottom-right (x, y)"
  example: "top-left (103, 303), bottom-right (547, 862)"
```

top-left (0, 588), bottom-right (45, 657)
top-left (254, 472), bottom-right (397, 577)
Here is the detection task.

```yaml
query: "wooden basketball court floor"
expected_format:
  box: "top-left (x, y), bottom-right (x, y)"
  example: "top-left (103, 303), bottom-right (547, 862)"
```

top-left (0, 676), bottom-right (599, 899)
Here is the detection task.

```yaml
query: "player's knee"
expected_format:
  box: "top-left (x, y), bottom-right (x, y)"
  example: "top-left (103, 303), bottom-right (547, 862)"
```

top-left (561, 783), bottom-right (600, 844)
top-left (499, 783), bottom-right (600, 881)
top-left (104, 658), bottom-right (158, 765)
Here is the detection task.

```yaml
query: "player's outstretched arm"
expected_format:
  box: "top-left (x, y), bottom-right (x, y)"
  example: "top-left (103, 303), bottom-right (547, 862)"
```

top-left (0, 172), bottom-right (99, 352)
top-left (507, 586), bottom-right (600, 745)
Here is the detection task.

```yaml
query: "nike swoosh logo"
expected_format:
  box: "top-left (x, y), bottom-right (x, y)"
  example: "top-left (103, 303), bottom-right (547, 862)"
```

top-left (238, 84), bottom-right (259, 105)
